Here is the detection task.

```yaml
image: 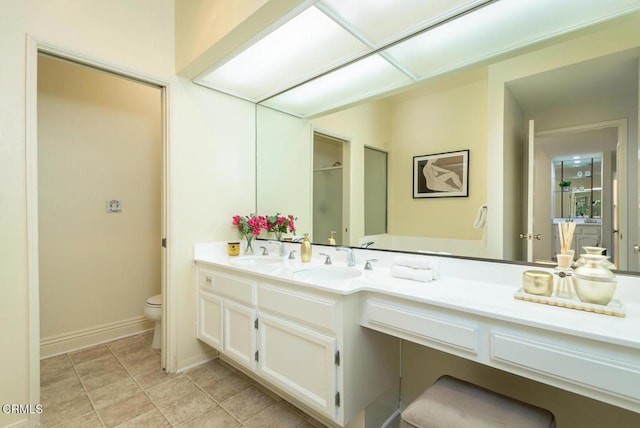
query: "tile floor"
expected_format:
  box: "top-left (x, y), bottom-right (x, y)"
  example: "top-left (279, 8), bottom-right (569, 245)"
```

top-left (40, 332), bottom-right (327, 427)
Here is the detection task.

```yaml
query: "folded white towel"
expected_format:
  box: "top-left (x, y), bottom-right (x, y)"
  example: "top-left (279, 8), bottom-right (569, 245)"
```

top-left (391, 265), bottom-right (433, 282)
top-left (393, 256), bottom-right (431, 270)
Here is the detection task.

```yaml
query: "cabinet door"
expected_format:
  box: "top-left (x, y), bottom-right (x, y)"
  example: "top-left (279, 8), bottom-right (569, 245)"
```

top-left (258, 313), bottom-right (337, 419)
top-left (198, 291), bottom-right (223, 351)
top-left (223, 299), bottom-right (257, 371)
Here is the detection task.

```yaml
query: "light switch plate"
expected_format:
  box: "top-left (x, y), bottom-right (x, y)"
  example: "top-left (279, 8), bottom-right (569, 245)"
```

top-left (106, 199), bottom-right (122, 213)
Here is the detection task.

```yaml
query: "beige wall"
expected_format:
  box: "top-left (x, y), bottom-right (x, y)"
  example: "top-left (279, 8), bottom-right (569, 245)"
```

top-left (37, 55), bottom-right (161, 354)
top-left (1, 1), bottom-right (256, 426)
top-left (401, 341), bottom-right (640, 427)
top-left (388, 74), bottom-right (488, 240)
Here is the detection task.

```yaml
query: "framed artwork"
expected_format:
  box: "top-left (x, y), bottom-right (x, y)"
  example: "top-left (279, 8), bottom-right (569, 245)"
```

top-left (413, 150), bottom-right (469, 198)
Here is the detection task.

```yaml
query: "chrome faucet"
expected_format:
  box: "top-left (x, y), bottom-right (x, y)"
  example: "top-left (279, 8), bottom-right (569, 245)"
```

top-left (267, 240), bottom-right (286, 257)
top-left (360, 241), bottom-right (375, 248)
top-left (336, 246), bottom-right (355, 266)
top-left (319, 252), bottom-right (332, 265)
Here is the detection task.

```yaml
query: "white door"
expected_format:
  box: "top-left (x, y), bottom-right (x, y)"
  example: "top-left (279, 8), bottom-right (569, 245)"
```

top-left (198, 291), bottom-right (223, 351)
top-left (223, 300), bottom-right (257, 371)
top-left (257, 312), bottom-right (337, 420)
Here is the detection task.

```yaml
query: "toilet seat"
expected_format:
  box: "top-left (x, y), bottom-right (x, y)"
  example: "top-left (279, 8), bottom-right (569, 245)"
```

top-left (146, 294), bottom-right (162, 306)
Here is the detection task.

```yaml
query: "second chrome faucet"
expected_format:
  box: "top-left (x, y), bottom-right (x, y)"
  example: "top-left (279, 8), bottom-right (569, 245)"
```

top-left (336, 246), bottom-right (355, 266)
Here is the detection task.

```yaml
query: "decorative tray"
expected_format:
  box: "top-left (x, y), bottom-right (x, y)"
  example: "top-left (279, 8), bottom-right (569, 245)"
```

top-left (514, 288), bottom-right (626, 318)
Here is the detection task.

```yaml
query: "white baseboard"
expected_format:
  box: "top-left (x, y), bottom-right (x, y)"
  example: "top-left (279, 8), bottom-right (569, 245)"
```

top-left (40, 315), bottom-right (154, 358)
top-left (176, 349), bottom-right (218, 373)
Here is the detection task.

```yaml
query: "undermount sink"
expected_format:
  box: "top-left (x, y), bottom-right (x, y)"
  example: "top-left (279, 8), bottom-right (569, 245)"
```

top-left (230, 256), bottom-right (283, 267)
top-left (292, 266), bottom-right (362, 280)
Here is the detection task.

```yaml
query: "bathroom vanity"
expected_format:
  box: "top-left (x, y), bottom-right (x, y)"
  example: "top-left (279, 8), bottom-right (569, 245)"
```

top-left (194, 242), bottom-right (640, 427)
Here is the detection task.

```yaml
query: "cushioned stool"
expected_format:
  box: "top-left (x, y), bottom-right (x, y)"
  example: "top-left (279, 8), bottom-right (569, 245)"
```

top-left (401, 376), bottom-right (555, 428)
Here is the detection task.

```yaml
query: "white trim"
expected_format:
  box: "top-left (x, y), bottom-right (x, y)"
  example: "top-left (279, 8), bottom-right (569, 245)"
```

top-left (25, 35), bottom-right (175, 427)
top-left (176, 351), bottom-right (219, 373)
top-left (40, 317), bottom-right (154, 359)
top-left (25, 35), bottom-right (41, 428)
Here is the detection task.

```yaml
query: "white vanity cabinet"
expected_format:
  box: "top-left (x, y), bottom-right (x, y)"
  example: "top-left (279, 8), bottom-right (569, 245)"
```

top-left (361, 294), bottom-right (640, 413)
top-left (257, 283), bottom-right (339, 419)
top-left (195, 262), bottom-right (400, 427)
top-left (197, 266), bottom-right (257, 371)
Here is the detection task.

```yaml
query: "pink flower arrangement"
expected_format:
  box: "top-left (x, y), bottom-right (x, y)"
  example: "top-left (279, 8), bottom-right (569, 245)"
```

top-left (232, 214), bottom-right (268, 237)
top-left (266, 213), bottom-right (297, 236)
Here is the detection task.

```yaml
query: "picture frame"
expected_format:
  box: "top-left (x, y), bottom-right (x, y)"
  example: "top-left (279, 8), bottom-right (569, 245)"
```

top-left (413, 150), bottom-right (469, 198)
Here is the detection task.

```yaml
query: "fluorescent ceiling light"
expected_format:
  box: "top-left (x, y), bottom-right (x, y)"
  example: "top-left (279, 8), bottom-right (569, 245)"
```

top-left (383, 0), bottom-right (640, 80)
top-left (196, 6), bottom-right (369, 102)
top-left (194, 0), bottom-right (640, 116)
top-left (261, 55), bottom-right (412, 117)
top-left (319, 0), bottom-right (487, 47)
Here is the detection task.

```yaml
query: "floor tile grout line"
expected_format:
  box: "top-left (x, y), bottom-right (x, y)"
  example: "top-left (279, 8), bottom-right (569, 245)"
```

top-left (188, 377), bottom-right (246, 427)
top-left (108, 334), bottom-right (175, 427)
top-left (67, 351), bottom-right (107, 428)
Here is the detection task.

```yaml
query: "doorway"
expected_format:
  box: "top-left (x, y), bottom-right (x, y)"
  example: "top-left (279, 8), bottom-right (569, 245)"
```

top-left (313, 132), bottom-right (348, 245)
top-left (38, 53), bottom-right (164, 359)
top-left (364, 147), bottom-right (388, 236)
top-left (525, 120), bottom-right (625, 268)
top-left (26, 40), bottom-right (171, 417)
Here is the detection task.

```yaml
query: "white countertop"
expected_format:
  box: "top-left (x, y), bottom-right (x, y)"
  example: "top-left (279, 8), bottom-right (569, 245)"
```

top-left (194, 242), bottom-right (640, 350)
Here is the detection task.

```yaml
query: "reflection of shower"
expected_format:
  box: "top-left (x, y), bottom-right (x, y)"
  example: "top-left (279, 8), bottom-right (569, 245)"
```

top-left (313, 132), bottom-right (346, 246)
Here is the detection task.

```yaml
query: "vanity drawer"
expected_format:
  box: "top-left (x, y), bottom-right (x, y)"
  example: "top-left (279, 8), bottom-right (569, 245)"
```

top-left (258, 284), bottom-right (337, 333)
top-left (490, 330), bottom-right (640, 404)
top-left (364, 299), bottom-right (478, 355)
top-left (199, 269), bottom-right (255, 305)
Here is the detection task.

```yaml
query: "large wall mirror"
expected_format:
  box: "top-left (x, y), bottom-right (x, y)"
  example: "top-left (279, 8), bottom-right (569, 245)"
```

top-left (256, 10), bottom-right (640, 274)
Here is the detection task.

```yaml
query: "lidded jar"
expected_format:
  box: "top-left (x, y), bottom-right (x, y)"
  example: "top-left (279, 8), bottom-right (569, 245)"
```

top-left (572, 254), bottom-right (617, 305)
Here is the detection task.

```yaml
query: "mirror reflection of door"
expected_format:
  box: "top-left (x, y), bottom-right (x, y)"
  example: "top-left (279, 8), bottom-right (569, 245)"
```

top-left (364, 147), bottom-right (388, 236)
top-left (313, 132), bottom-right (346, 245)
top-left (531, 123), bottom-right (622, 267)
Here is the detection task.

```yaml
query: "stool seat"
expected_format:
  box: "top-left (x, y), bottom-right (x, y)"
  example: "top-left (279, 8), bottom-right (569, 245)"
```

top-left (401, 376), bottom-right (555, 428)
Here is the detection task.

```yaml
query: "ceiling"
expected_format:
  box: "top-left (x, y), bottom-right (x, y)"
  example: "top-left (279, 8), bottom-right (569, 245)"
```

top-left (194, 0), bottom-right (640, 117)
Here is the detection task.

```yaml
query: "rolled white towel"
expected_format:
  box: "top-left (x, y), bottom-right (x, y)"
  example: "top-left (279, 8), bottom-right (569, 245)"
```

top-left (393, 256), bottom-right (431, 270)
top-left (391, 265), bottom-right (433, 282)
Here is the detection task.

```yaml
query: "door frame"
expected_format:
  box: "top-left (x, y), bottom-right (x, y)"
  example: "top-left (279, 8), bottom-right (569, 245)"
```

top-left (530, 119), bottom-right (627, 267)
top-left (25, 36), bottom-right (174, 420)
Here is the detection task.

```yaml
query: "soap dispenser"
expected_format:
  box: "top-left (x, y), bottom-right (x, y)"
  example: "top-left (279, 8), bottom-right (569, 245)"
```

top-left (327, 231), bottom-right (336, 246)
top-left (301, 233), bottom-right (312, 263)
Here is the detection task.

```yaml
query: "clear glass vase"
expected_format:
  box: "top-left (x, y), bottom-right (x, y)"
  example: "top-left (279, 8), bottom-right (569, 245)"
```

top-left (244, 234), bottom-right (254, 254)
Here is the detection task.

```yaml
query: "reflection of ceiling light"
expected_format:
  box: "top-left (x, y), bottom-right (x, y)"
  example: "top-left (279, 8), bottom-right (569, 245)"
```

top-left (194, 0), bottom-right (640, 116)
top-left (574, 160), bottom-right (581, 164)
top-left (261, 54), bottom-right (412, 116)
top-left (573, 156), bottom-right (581, 159)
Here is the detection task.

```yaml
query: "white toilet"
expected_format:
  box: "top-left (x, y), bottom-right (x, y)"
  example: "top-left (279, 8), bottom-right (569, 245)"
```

top-left (144, 294), bottom-right (162, 349)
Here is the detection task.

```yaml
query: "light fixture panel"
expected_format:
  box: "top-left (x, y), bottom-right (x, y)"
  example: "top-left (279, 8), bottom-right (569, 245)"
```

top-left (383, 0), bottom-right (640, 80)
top-left (319, 0), bottom-right (487, 47)
top-left (197, 6), bottom-right (370, 101)
top-left (262, 55), bottom-right (412, 117)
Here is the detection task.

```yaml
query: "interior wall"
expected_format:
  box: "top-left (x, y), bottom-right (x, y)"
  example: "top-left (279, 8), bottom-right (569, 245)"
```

top-left (38, 55), bottom-right (161, 355)
top-left (401, 341), bottom-right (640, 427)
top-left (1, 2), bottom-right (175, 426)
top-left (256, 106), bottom-right (312, 238)
top-left (387, 76), bottom-right (488, 241)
